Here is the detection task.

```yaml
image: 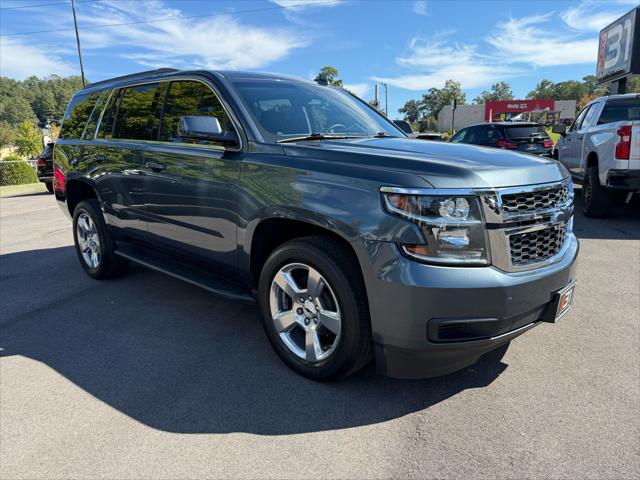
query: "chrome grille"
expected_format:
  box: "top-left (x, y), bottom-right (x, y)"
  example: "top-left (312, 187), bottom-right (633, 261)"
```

top-left (501, 184), bottom-right (569, 214)
top-left (509, 225), bottom-right (567, 266)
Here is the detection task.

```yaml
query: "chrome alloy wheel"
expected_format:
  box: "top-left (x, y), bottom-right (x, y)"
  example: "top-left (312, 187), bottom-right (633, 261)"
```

top-left (76, 212), bottom-right (101, 269)
top-left (269, 263), bottom-right (342, 362)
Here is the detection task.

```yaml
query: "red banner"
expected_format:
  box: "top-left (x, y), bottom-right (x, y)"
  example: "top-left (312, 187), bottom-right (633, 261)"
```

top-left (485, 99), bottom-right (555, 121)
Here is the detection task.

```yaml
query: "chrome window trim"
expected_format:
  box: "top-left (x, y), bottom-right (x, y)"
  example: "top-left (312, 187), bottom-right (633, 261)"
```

top-left (380, 178), bottom-right (575, 273)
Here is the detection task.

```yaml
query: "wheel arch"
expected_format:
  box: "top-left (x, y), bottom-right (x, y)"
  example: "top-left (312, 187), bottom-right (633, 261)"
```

top-left (65, 178), bottom-right (99, 217)
top-left (246, 216), bottom-right (365, 290)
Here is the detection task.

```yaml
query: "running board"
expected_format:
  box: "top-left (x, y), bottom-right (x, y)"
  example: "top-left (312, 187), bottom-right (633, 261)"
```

top-left (115, 244), bottom-right (255, 303)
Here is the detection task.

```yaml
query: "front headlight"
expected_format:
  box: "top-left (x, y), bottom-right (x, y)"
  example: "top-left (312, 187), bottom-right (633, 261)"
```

top-left (381, 188), bottom-right (490, 265)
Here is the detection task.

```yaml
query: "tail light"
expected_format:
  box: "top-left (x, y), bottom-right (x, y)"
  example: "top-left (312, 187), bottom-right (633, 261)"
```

top-left (496, 139), bottom-right (517, 149)
top-left (37, 159), bottom-right (47, 167)
top-left (53, 165), bottom-right (65, 191)
top-left (615, 126), bottom-right (631, 160)
top-left (543, 140), bottom-right (554, 148)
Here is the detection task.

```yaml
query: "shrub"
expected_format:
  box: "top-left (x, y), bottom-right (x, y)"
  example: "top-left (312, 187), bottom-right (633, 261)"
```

top-left (0, 156), bottom-right (38, 186)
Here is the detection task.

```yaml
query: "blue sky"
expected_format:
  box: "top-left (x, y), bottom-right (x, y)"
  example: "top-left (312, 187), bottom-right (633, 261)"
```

top-left (1, 0), bottom-right (638, 115)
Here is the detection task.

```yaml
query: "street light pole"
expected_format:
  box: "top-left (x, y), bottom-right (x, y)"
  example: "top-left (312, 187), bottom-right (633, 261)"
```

top-left (381, 82), bottom-right (388, 116)
top-left (70, 0), bottom-right (86, 87)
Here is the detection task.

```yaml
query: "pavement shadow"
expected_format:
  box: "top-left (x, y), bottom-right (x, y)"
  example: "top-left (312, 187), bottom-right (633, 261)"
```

top-left (0, 246), bottom-right (509, 435)
top-left (572, 185), bottom-right (640, 241)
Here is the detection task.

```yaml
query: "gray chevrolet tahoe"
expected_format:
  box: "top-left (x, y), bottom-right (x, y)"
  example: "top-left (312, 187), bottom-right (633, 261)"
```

top-left (53, 69), bottom-right (579, 380)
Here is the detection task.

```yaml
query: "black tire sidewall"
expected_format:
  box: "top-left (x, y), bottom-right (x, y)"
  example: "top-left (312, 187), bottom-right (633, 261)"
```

top-left (72, 200), bottom-right (113, 279)
top-left (45, 182), bottom-right (54, 193)
top-left (582, 166), bottom-right (613, 218)
top-left (258, 241), bottom-right (365, 380)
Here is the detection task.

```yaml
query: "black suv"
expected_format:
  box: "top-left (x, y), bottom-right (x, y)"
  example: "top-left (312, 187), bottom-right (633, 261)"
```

top-left (450, 122), bottom-right (554, 156)
top-left (54, 69), bottom-right (578, 380)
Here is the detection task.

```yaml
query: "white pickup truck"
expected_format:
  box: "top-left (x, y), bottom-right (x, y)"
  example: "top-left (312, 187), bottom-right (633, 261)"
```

top-left (554, 93), bottom-right (640, 218)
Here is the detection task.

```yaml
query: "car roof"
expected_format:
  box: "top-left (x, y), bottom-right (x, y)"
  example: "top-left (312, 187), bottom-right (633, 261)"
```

top-left (463, 121), bottom-right (542, 129)
top-left (592, 93), bottom-right (640, 103)
top-left (77, 68), bottom-right (316, 95)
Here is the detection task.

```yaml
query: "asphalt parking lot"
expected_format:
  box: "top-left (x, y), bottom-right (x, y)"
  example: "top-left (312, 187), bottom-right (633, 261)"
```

top-left (1, 190), bottom-right (638, 479)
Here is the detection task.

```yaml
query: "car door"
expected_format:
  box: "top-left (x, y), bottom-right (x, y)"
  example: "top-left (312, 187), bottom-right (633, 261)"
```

top-left (90, 83), bottom-right (165, 243)
top-left (142, 79), bottom-right (241, 274)
top-left (560, 105), bottom-right (591, 176)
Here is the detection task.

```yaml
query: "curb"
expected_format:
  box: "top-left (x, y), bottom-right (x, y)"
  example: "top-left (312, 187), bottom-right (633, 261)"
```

top-left (0, 183), bottom-right (48, 198)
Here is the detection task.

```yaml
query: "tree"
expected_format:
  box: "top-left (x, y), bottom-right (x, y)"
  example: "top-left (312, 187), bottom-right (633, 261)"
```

top-left (15, 120), bottom-right (41, 158)
top-left (314, 66), bottom-right (343, 87)
top-left (0, 121), bottom-right (16, 149)
top-left (398, 99), bottom-right (421, 123)
top-left (472, 82), bottom-right (513, 104)
top-left (420, 80), bottom-right (466, 118)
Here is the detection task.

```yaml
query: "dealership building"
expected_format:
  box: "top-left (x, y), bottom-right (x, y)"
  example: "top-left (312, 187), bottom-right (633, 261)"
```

top-left (437, 99), bottom-right (577, 131)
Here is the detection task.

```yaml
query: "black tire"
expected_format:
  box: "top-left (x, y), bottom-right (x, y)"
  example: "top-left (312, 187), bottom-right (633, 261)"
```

top-left (72, 199), bottom-right (129, 279)
top-left (582, 166), bottom-right (614, 218)
top-left (45, 181), bottom-right (54, 194)
top-left (258, 236), bottom-right (373, 381)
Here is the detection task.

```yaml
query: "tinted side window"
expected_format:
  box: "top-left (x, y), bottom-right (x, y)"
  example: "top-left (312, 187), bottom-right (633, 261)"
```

top-left (581, 103), bottom-right (600, 128)
top-left (82, 90), bottom-right (110, 140)
top-left (450, 129), bottom-right (467, 143)
top-left (59, 91), bottom-right (101, 140)
top-left (465, 126), bottom-right (480, 143)
top-left (97, 89), bottom-right (123, 140)
top-left (160, 81), bottom-right (232, 145)
top-left (598, 99), bottom-right (640, 124)
top-left (112, 83), bottom-right (163, 140)
top-left (570, 105), bottom-right (590, 132)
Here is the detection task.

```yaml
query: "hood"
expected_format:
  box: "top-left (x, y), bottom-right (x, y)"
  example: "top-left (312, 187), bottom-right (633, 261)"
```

top-left (283, 137), bottom-right (568, 189)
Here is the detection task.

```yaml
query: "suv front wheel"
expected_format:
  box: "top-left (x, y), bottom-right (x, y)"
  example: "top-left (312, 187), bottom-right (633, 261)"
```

top-left (258, 236), bottom-right (372, 381)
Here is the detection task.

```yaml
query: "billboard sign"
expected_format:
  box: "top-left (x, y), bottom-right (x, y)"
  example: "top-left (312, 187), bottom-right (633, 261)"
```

top-left (484, 99), bottom-right (555, 121)
top-left (596, 7), bottom-right (640, 82)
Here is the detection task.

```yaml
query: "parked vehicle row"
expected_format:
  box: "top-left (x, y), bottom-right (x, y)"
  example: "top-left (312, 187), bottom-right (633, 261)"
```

top-left (54, 68), bottom-right (578, 381)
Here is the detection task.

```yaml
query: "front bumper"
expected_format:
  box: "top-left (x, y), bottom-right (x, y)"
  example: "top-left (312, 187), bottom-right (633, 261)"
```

top-left (606, 169), bottom-right (640, 191)
top-left (363, 234), bottom-right (579, 379)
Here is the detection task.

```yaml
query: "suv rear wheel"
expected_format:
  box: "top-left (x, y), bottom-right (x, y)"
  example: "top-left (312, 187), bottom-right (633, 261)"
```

top-left (582, 166), bottom-right (614, 218)
top-left (72, 199), bottom-right (129, 279)
top-left (258, 236), bottom-right (372, 381)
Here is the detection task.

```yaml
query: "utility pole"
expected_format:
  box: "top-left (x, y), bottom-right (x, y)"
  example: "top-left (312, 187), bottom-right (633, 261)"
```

top-left (380, 82), bottom-right (388, 116)
top-left (374, 83), bottom-right (378, 109)
top-left (451, 97), bottom-right (457, 132)
top-left (70, 0), bottom-right (86, 87)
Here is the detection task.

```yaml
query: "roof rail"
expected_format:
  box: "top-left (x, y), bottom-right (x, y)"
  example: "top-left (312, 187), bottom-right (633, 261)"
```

top-left (85, 68), bottom-right (179, 90)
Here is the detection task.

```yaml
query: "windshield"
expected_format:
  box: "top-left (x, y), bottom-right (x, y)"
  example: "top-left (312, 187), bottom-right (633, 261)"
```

top-left (231, 79), bottom-right (403, 143)
top-left (504, 125), bottom-right (548, 139)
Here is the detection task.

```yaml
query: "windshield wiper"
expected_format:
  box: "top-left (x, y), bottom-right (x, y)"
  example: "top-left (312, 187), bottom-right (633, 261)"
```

top-left (277, 133), bottom-right (365, 143)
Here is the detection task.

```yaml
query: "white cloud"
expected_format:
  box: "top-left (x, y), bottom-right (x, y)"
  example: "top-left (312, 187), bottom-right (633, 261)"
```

top-left (487, 14), bottom-right (598, 66)
top-left (561, 0), bottom-right (638, 32)
top-left (343, 82), bottom-right (370, 98)
top-left (373, 35), bottom-right (522, 91)
top-left (0, 37), bottom-right (77, 79)
top-left (413, 1), bottom-right (428, 16)
top-left (270, 0), bottom-right (343, 8)
top-left (69, 0), bottom-right (310, 71)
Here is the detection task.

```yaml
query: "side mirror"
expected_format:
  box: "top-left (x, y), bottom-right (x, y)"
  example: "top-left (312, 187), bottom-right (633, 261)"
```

top-left (551, 124), bottom-right (567, 135)
top-left (178, 116), bottom-right (238, 145)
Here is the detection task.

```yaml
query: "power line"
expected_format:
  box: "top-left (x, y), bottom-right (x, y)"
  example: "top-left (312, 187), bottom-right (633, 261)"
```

top-left (0, 0), bottom-right (100, 10)
top-left (0, 0), bottom-right (339, 37)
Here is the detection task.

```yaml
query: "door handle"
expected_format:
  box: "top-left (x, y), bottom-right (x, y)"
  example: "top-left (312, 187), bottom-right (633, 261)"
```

top-left (93, 154), bottom-right (107, 163)
top-left (145, 160), bottom-right (166, 172)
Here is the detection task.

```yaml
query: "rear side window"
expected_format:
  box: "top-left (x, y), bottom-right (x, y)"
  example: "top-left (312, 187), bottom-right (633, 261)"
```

top-left (112, 83), bottom-right (163, 140)
top-left (475, 126), bottom-right (502, 143)
top-left (59, 91), bottom-right (101, 140)
top-left (450, 128), bottom-right (468, 143)
top-left (598, 99), bottom-right (640, 125)
top-left (82, 90), bottom-right (110, 140)
top-left (159, 81), bottom-right (232, 145)
top-left (504, 125), bottom-right (548, 139)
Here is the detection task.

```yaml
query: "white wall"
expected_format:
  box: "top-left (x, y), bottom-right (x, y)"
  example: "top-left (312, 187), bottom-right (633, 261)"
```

top-left (437, 104), bottom-right (485, 131)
